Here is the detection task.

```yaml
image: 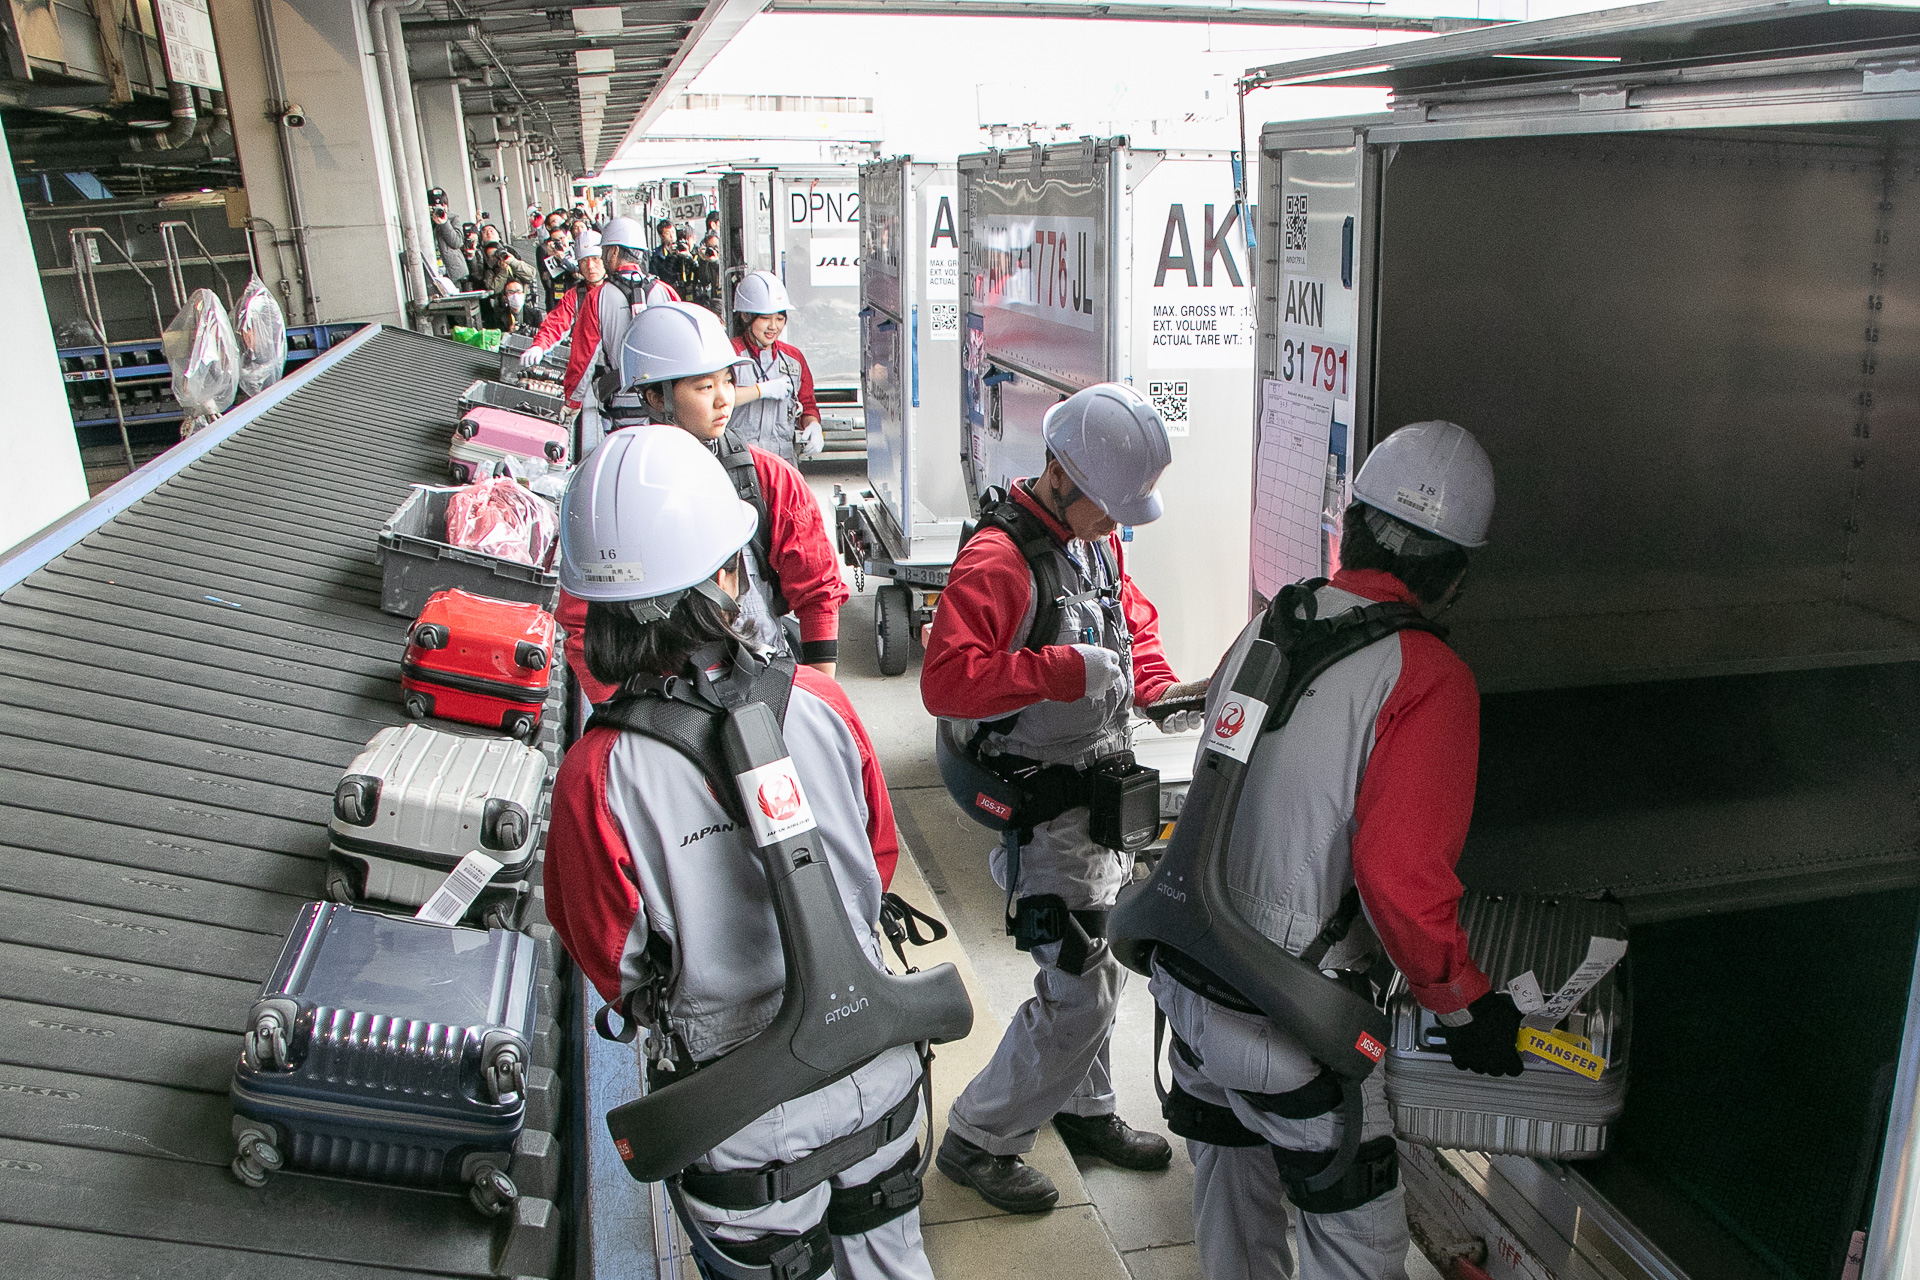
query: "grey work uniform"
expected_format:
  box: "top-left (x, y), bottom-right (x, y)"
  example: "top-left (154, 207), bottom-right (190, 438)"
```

top-left (1151, 579), bottom-right (1430, 1280)
top-left (595, 676), bottom-right (933, 1279)
top-left (941, 535), bottom-right (1137, 1158)
top-left (729, 340), bottom-right (806, 465)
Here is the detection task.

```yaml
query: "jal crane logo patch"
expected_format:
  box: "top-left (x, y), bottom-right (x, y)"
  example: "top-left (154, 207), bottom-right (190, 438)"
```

top-left (737, 758), bottom-right (818, 845)
top-left (1203, 693), bottom-right (1268, 765)
top-left (1214, 702), bottom-right (1247, 739)
top-left (758, 775), bottom-right (804, 822)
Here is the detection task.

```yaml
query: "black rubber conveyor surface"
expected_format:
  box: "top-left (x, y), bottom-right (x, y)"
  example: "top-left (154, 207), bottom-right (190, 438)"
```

top-left (0, 327), bottom-right (569, 1279)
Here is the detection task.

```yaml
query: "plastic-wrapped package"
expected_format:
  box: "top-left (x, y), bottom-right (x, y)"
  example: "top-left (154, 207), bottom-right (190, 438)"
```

top-left (235, 278), bottom-right (288, 398)
top-left (162, 288), bottom-right (239, 434)
top-left (444, 478), bottom-right (558, 568)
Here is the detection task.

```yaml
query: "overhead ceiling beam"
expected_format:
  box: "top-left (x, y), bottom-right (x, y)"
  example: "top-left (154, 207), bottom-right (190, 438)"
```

top-left (763, 0), bottom-right (1498, 34)
top-left (609, 0), bottom-right (769, 171)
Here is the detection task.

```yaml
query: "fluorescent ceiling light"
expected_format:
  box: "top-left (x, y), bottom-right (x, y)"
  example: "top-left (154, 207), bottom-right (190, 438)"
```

top-left (1492, 53), bottom-right (1624, 62)
top-left (573, 6), bottom-right (624, 34)
top-left (576, 48), bottom-right (616, 73)
top-left (578, 75), bottom-right (611, 97)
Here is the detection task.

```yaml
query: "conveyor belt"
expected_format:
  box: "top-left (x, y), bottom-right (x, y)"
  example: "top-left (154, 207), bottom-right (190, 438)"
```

top-left (0, 326), bottom-right (573, 1279)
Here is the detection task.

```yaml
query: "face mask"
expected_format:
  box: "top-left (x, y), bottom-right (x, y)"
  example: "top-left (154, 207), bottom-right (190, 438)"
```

top-left (505, 293), bottom-right (525, 311)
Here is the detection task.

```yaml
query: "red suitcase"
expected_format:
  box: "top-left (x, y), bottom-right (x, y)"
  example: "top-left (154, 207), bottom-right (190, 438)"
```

top-left (400, 589), bottom-right (555, 740)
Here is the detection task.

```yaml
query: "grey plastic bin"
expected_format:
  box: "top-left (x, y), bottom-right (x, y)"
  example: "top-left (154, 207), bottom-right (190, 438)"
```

top-left (497, 336), bottom-right (570, 382)
top-left (460, 377), bottom-right (566, 424)
top-left (376, 485), bottom-right (558, 617)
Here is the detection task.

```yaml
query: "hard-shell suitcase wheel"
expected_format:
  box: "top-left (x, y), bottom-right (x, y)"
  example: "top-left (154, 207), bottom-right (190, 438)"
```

top-left (875, 584), bottom-right (912, 677)
top-left (231, 1124), bottom-right (283, 1188)
top-left (503, 710), bottom-right (540, 740)
top-left (469, 1162), bottom-right (518, 1216)
top-left (403, 690), bottom-right (434, 720)
top-left (322, 855), bottom-right (360, 905)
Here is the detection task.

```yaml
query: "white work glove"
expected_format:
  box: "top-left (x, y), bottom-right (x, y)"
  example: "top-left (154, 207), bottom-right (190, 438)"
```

top-left (1158, 708), bottom-right (1206, 734)
top-left (1073, 644), bottom-right (1125, 703)
top-left (518, 344), bottom-right (546, 369)
top-left (757, 372), bottom-right (793, 401)
top-left (797, 421), bottom-right (825, 460)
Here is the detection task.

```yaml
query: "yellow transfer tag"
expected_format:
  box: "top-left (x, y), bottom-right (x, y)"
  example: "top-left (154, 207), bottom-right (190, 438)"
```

top-left (1517, 1026), bottom-right (1607, 1080)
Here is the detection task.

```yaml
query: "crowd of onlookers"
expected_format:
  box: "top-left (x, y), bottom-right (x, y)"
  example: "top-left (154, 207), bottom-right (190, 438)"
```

top-left (425, 186), bottom-right (725, 335)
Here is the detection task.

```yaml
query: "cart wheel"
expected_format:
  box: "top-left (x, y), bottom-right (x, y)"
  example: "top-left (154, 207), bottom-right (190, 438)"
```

top-left (875, 585), bottom-right (912, 677)
top-left (231, 1129), bottom-right (283, 1189)
top-left (403, 691), bottom-right (434, 720)
top-left (469, 1164), bottom-right (519, 1217)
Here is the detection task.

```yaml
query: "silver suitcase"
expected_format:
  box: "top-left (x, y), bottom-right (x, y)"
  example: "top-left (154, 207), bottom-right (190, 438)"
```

top-left (325, 724), bottom-right (548, 928)
top-left (1384, 893), bottom-right (1630, 1159)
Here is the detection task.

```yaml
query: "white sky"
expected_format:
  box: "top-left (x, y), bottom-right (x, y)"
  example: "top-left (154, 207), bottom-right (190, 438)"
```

top-left (607, 2), bottom-right (1631, 173)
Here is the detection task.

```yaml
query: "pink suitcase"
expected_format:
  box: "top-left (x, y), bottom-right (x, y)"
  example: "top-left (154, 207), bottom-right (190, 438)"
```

top-left (450, 405), bottom-right (569, 484)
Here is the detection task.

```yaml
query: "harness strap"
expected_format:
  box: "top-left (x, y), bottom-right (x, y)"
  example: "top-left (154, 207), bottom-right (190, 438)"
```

top-left (879, 892), bottom-right (948, 972)
top-left (712, 429), bottom-right (785, 615)
top-left (826, 1143), bottom-right (924, 1236)
top-left (677, 1063), bottom-right (922, 1211)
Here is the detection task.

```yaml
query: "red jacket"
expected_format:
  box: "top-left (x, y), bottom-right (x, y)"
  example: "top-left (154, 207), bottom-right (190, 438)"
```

top-left (562, 273), bottom-right (681, 408)
top-left (530, 283), bottom-right (584, 352)
top-left (921, 482), bottom-right (1178, 720)
top-left (557, 439), bottom-right (849, 703)
top-left (1329, 568), bottom-right (1488, 1014)
top-left (733, 336), bottom-right (821, 424)
top-left (546, 664), bottom-right (897, 1005)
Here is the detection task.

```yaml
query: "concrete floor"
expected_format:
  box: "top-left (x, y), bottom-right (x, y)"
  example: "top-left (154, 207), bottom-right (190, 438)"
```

top-left (803, 459), bottom-right (1443, 1280)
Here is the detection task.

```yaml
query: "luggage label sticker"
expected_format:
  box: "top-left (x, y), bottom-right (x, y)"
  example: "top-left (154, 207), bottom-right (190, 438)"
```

top-left (1203, 693), bottom-right (1268, 764)
top-left (415, 850), bottom-right (504, 927)
top-left (738, 757), bottom-right (818, 845)
top-left (1518, 1026), bottom-right (1606, 1080)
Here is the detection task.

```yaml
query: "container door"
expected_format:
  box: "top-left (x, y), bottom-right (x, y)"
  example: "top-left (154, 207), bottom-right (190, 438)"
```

top-left (1120, 151), bottom-right (1257, 683)
top-left (1253, 133), bottom-right (1369, 603)
top-left (860, 159), bottom-right (909, 545)
top-left (775, 172), bottom-right (862, 394)
top-left (910, 165), bottom-right (970, 546)
top-left (959, 139), bottom-right (1113, 513)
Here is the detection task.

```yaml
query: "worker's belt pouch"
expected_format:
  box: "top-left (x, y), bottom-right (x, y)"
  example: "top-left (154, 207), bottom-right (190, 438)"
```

top-left (400, 588), bottom-right (555, 741)
top-left (229, 902), bottom-right (541, 1215)
top-left (326, 723), bottom-right (547, 928)
top-left (1086, 754), bottom-right (1160, 853)
top-left (1385, 892), bottom-right (1631, 1159)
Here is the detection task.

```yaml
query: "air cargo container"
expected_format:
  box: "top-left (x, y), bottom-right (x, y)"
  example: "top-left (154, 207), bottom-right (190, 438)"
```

top-left (837, 156), bottom-right (969, 676)
top-left (718, 166), bottom-right (865, 453)
top-left (1248, 2), bottom-right (1920, 1276)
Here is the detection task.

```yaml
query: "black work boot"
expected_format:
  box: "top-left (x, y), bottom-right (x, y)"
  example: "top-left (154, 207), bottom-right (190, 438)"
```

top-left (935, 1131), bottom-right (1060, 1214)
top-left (1052, 1112), bottom-right (1174, 1171)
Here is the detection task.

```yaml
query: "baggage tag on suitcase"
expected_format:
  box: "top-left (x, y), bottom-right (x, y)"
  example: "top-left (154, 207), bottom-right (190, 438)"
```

top-left (1509, 934), bottom-right (1627, 1077)
top-left (416, 851), bottom-right (504, 927)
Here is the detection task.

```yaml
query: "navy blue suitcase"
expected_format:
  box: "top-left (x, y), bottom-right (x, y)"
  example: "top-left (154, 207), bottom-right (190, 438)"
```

top-left (230, 901), bottom-right (539, 1214)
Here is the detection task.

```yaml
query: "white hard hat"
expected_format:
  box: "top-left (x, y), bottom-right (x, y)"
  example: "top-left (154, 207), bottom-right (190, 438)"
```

top-left (1352, 420), bottom-right (1495, 549)
top-left (620, 300), bottom-right (750, 391)
top-left (1041, 382), bottom-right (1173, 526)
top-left (601, 216), bottom-right (647, 252)
top-left (573, 229), bottom-right (601, 260)
top-left (558, 426), bottom-right (759, 622)
top-left (732, 269), bottom-right (791, 316)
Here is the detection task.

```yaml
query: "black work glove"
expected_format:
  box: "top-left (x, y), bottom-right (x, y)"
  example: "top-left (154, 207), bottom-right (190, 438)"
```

top-left (1444, 991), bottom-right (1526, 1077)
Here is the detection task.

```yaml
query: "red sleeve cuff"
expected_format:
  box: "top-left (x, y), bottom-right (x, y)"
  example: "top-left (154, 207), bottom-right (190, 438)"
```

top-left (796, 606), bottom-right (840, 644)
top-left (1411, 968), bottom-right (1492, 1017)
top-left (1046, 645), bottom-right (1092, 703)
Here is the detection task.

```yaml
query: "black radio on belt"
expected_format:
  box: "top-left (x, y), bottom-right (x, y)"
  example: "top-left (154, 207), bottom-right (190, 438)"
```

top-left (1087, 754), bottom-right (1161, 853)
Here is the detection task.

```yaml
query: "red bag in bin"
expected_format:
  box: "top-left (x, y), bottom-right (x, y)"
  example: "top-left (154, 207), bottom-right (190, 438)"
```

top-left (445, 478), bottom-right (557, 567)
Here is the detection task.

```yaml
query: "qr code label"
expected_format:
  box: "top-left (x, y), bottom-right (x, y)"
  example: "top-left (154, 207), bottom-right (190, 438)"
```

top-left (928, 301), bottom-right (959, 341)
top-left (1149, 380), bottom-right (1189, 435)
top-left (1283, 194), bottom-right (1308, 254)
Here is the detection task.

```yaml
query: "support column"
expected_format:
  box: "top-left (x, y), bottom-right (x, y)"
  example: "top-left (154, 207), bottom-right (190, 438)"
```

top-left (467, 112), bottom-right (508, 230)
top-left (210, 0), bottom-right (407, 325)
top-left (410, 41), bottom-right (479, 223)
top-left (504, 138), bottom-right (531, 233)
top-left (0, 123), bottom-right (88, 546)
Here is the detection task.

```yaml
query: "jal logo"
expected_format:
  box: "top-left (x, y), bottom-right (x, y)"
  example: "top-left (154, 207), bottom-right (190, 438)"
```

top-left (816, 253), bottom-right (856, 269)
top-left (974, 792), bottom-right (1013, 821)
top-left (1354, 1031), bottom-right (1386, 1062)
top-left (1214, 702), bottom-right (1247, 739)
top-left (758, 774), bottom-right (804, 822)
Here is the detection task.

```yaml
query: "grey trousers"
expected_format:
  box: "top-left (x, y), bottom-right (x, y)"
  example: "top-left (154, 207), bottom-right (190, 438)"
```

top-left (947, 810), bottom-right (1130, 1156)
top-left (1159, 994), bottom-right (1410, 1280)
top-left (678, 1042), bottom-right (935, 1280)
